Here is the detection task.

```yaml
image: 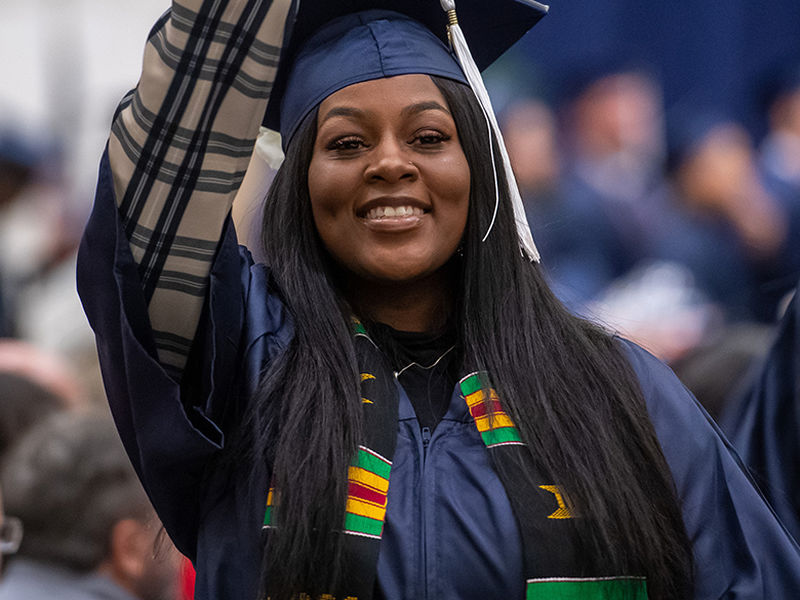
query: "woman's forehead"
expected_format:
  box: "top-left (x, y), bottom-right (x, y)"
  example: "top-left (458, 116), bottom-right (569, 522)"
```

top-left (317, 75), bottom-right (450, 120)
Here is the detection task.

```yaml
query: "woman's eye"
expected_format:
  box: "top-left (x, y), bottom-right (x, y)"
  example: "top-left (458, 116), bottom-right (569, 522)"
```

top-left (328, 136), bottom-right (365, 151)
top-left (413, 131), bottom-right (450, 146)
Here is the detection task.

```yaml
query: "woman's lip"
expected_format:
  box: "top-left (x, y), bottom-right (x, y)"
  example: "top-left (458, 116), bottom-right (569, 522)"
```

top-left (360, 213), bottom-right (425, 232)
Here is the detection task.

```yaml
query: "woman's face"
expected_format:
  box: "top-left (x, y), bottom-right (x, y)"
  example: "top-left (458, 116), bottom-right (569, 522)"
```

top-left (308, 74), bottom-right (470, 286)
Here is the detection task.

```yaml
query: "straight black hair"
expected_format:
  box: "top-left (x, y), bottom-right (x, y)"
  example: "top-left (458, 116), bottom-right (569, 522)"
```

top-left (248, 75), bottom-right (693, 599)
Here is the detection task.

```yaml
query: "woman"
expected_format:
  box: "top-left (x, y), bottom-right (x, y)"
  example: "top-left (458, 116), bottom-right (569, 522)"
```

top-left (78, 1), bottom-right (800, 599)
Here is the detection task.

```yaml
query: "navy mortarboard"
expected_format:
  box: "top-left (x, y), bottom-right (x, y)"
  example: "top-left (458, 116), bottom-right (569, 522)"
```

top-left (263, 0), bottom-right (548, 143)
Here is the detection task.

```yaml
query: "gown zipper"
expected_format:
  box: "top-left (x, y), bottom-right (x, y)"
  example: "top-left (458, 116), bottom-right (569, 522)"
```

top-left (420, 423), bottom-right (439, 600)
top-left (421, 426), bottom-right (431, 457)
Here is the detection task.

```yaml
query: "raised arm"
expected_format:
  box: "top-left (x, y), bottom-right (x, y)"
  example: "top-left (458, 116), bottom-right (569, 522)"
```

top-left (77, 0), bottom-right (295, 557)
top-left (109, 0), bottom-right (293, 378)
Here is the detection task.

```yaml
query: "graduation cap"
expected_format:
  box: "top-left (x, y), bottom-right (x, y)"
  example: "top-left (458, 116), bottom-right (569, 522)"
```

top-left (264, 1), bottom-right (547, 140)
top-left (258, 0), bottom-right (548, 261)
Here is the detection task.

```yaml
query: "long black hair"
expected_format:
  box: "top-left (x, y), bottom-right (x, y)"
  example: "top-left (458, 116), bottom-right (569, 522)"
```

top-left (247, 75), bottom-right (693, 599)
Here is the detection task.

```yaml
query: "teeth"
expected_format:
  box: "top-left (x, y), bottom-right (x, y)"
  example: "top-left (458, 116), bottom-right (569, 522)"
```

top-left (365, 206), bottom-right (424, 220)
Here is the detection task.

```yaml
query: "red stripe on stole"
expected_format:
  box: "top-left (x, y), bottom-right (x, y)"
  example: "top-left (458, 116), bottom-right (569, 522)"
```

top-left (348, 481), bottom-right (387, 507)
top-left (468, 398), bottom-right (505, 420)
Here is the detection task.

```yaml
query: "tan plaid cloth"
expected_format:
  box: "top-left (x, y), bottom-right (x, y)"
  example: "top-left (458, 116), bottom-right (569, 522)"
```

top-left (108, 0), bottom-right (294, 378)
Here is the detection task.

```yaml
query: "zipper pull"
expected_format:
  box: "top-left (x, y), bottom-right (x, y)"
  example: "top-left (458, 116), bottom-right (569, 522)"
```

top-left (422, 426), bottom-right (431, 449)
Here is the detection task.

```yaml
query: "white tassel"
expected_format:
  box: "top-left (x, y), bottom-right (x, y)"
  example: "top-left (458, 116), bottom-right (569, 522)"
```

top-left (439, 0), bottom-right (540, 262)
top-left (255, 127), bottom-right (286, 170)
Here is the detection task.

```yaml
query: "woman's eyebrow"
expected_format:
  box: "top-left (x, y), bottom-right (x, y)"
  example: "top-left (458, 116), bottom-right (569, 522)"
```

top-left (319, 106), bottom-right (370, 125)
top-left (318, 101), bottom-right (451, 125)
top-left (402, 101), bottom-right (451, 117)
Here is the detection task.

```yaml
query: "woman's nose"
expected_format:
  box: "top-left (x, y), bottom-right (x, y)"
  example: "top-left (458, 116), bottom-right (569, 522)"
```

top-left (363, 138), bottom-right (418, 183)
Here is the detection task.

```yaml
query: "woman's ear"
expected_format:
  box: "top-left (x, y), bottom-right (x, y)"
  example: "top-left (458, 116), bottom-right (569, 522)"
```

top-left (107, 518), bottom-right (151, 585)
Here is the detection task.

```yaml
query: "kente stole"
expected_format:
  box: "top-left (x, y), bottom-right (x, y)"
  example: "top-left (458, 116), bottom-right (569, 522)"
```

top-left (263, 321), bottom-right (647, 599)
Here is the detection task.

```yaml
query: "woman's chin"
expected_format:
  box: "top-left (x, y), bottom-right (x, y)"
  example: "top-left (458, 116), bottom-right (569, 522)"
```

top-left (346, 257), bottom-right (449, 287)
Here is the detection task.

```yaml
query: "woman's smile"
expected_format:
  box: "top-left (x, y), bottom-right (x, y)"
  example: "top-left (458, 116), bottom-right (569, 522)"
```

top-left (308, 74), bottom-right (470, 285)
top-left (359, 195), bottom-right (428, 232)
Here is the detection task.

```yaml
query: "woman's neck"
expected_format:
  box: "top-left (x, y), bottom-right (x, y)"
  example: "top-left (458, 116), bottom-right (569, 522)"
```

top-left (342, 267), bottom-right (455, 333)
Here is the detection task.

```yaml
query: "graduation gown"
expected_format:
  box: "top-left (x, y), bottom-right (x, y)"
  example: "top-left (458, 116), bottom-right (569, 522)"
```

top-left (721, 280), bottom-right (800, 542)
top-left (78, 149), bottom-right (800, 599)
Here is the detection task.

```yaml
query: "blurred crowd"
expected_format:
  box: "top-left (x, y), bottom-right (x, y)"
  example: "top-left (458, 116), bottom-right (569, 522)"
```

top-left (0, 1), bottom-right (193, 596)
top-left (497, 55), bottom-right (800, 418)
top-left (0, 341), bottom-right (188, 599)
top-left (0, 0), bottom-right (798, 598)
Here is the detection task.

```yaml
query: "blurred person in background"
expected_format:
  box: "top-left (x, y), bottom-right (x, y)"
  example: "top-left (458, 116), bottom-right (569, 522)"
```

top-left (0, 124), bottom-right (101, 373)
top-left (502, 60), bottom-right (717, 363)
top-left (504, 99), bottom-right (561, 202)
top-left (0, 372), bottom-right (65, 462)
top-left (0, 338), bottom-right (90, 464)
top-left (0, 339), bottom-right (86, 406)
top-left (0, 129), bottom-right (38, 213)
top-left (502, 98), bottom-right (573, 286)
top-left (554, 55), bottom-right (672, 303)
top-left (662, 111), bottom-right (800, 324)
top-left (0, 128), bottom-right (44, 337)
top-left (0, 125), bottom-right (126, 406)
top-left (0, 411), bottom-right (181, 600)
top-left (758, 60), bottom-right (800, 203)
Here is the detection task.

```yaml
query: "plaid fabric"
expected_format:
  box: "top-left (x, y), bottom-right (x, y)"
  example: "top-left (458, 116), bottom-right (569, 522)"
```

top-left (108, 0), bottom-right (295, 376)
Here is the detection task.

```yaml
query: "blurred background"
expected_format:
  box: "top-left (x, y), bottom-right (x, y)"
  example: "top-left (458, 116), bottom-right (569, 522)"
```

top-left (0, 0), bottom-right (798, 598)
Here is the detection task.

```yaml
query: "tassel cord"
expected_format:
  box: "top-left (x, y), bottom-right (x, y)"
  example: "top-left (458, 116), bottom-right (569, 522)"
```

top-left (439, 0), bottom-right (540, 262)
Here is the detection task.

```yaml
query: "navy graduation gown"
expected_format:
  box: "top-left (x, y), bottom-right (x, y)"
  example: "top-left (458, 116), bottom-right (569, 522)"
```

top-left (78, 149), bottom-right (800, 599)
top-left (722, 280), bottom-right (800, 542)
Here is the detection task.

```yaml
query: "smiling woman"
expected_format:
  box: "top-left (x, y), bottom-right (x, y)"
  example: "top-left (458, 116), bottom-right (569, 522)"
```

top-left (76, 1), bottom-right (800, 600)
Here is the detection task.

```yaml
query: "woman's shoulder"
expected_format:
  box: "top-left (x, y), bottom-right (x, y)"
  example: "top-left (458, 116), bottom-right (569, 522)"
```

top-left (614, 336), bottom-right (703, 422)
top-left (613, 336), bottom-right (726, 463)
